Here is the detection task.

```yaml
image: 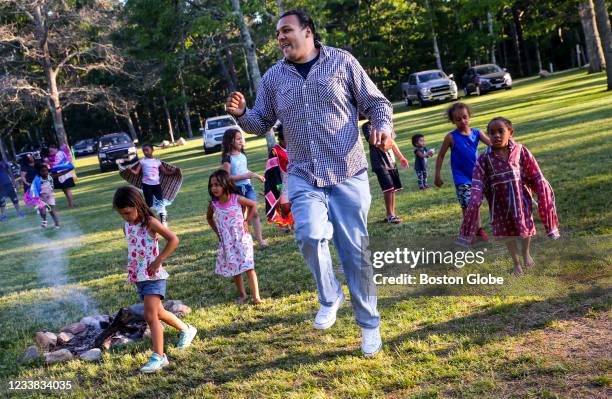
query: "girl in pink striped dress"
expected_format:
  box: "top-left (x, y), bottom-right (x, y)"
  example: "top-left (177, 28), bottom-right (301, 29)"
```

top-left (207, 169), bottom-right (263, 304)
top-left (458, 117), bottom-right (560, 275)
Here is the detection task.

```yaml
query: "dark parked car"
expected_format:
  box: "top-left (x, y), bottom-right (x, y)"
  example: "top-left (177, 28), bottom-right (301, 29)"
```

top-left (73, 139), bottom-right (98, 157)
top-left (462, 64), bottom-right (512, 96)
top-left (97, 133), bottom-right (138, 172)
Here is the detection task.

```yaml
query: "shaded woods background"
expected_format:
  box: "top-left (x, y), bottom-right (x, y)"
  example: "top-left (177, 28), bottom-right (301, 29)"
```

top-left (1, 0), bottom-right (610, 149)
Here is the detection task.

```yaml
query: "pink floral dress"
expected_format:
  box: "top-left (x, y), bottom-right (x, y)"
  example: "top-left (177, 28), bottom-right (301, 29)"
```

top-left (459, 140), bottom-right (560, 244)
top-left (213, 194), bottom-right (254, 277)
top-left (125, 222), bottom-right (169, 283)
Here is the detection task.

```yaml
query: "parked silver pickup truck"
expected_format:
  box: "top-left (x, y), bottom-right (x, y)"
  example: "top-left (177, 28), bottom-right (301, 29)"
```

top-left (401, 70), bottom-right (458, 107)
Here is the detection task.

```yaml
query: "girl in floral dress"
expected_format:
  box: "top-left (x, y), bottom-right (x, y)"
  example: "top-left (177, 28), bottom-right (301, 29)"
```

top-left (458, 117), bottom-right (560, 275)
top-left (207, 169), bottom-right (263, 305)
top-left (113, 186), bottom-right (197, 373)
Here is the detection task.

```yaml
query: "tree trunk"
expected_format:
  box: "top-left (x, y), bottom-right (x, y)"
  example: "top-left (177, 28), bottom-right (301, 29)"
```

top-left (275, 0), bottom-right (284, 14)
top-left (230, 0), bottom-right (262, 91)
top-left (179, 76), bottom-right (193, 138)
top-left (34, 5), bottom-right (69, 146)
top-left (215, 46), bottom-right (237, 93)
top-left (126, 114), bottom-right (138, 141)
top-left (221, 33), bottom-right (239, 91)
top-left (512, 8), bottom-right (532, 75)
top-left (162, 96), bottom-right (175, 143)
top-left (579, 0), bottom-right (606, 72)
top-left (535, 40), bottom-right (543, 71)
top-left (509, 10), bottom-right (524, 76)
top-left (487, 11), bottom-right (496, 64)
top-left (9, 133), bottom-right (17, 161)
top-left (593, 0), bottom-right (612, 89)
top-left (0, 136), bottom-right (9, 162)
top-left (424, 0), bottom-right (443, 70)
top-left (132, 111), bottom-right (143, 140)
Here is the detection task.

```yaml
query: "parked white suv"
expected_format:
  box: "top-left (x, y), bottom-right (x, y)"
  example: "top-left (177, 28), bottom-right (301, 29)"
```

top-left (201, 115), bottom-right (243, 154)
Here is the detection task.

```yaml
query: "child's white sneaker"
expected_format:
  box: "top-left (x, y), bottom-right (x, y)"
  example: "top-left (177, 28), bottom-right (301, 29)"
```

top-left (140, 353), bottom-right (169, 373)
top-left (40, 220), bottom-right (47, 228)
top-left (361, 326), bottom-right (382, 357)
top-left (313, 292), bottom-right (345, 330)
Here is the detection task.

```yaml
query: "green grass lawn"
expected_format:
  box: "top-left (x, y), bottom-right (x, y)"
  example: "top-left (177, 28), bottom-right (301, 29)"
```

top-left (1, 69), bottom-right (611, 398)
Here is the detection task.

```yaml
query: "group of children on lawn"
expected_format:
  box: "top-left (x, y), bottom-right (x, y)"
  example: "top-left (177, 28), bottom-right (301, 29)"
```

top-left (108, 101), bottom-right (560, 372)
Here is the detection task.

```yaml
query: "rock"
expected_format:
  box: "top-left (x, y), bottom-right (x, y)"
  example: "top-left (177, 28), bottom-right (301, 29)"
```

top-left (60, 322), bottom-right (86, 335)
top-left (35, 332), bottom-right (57, 351)
top-left (539, 69), bottom-right (551, 78)
top-left (164, 300), bottom-right (191, 316)
top-left (161, 140), bottom-right (170, 148)
top-left (177, 137), bottom-right (187, 146)
top-left (57, 332), bottom-right (74, 345)
top-left (101, 337), bottom-right (112, 351)
top-left (79, 348), bottom-right (101, 362)
top-left (111, 336), bottom-right (134, 347)
top-left (44, 349), bottom-right (73, 364)
top-left (80, 315), bottom-right (109, 330)
top-left (127, 303), bottom-right (145, 318)
top-left (19, 346), bottom-right (40, 364)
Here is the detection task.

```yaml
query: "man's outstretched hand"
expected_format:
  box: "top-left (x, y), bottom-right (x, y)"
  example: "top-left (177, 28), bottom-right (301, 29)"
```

top-left (225, 92), bottom-right (247, 117)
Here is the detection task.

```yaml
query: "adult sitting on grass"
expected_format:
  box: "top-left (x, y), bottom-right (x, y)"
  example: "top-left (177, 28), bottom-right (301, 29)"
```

top-left (225, 9), bottom-right (393, 356)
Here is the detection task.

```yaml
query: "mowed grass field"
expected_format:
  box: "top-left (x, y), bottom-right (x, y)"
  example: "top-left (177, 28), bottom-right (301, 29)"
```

top-left (0, 69), bottom-right (611, 398)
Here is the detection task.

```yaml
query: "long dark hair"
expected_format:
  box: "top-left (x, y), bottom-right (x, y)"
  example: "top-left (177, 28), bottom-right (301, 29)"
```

top-left (113, 186), bottom-right (155, 227)
top-left (221, 128), bottom-right (244, 159)
top-left (208, 169), bottom-right (238, 200)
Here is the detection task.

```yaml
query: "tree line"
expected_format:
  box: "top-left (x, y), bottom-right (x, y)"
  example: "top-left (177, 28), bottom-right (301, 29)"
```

top-left (0, 0), bottom-right (611, 159)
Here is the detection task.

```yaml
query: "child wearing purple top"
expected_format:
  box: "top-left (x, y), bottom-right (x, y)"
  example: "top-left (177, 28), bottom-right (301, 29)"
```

top-left (434, 102), bottom-right (490, 241)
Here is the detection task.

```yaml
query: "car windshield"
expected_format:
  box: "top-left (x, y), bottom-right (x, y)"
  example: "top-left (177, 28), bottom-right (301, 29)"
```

top-left (207, 118), bottom-right (235, 130)
top-left (476, 65), bottom-right (503, 75)
top-left (417, 72), bottom-right (445, 83)
top-left (75, 140), bottom-right (93, 147)
top-left (100, 135), bottom-right (131, 147)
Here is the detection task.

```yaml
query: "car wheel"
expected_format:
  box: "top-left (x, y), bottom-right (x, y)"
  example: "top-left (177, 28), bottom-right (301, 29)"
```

top-left (99, 165), bottom-right (106, 173)
top-left (204, 146), bottom-right (212, 154)
top-left (417, 94), bottom-right (428, 107)
top-left (405, 97), bottom-right (413, 107)
top-left (505, 86), bottom-right (512, 90)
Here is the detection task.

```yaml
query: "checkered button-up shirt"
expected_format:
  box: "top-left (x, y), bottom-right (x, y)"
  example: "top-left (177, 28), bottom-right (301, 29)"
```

top-left (237, 44), bottom-right (393, 187)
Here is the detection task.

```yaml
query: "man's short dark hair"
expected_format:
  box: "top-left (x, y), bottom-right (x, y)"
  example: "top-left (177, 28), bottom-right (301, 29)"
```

top-left (279, 9), bottom-right (321, 43)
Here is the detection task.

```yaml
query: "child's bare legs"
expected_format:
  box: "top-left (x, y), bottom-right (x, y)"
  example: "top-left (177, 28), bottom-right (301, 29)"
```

top-left (505, 239), bottom-right (523, 275)
top-left (233, 275), bottom-right (247, 304)
top-left (251, 213), bottom-right (268, 247)
top-left (521, 236), bottom-right (535, 268)
top-left (63, 188), bottom-right (75, 208)
top-left (383, 191), bottom-right (396, 217)
top-left (49, 206), bottom-right (60, 227)
top-left (245, 269), bottom-right (263, 304)
top-left (144, 295), bottom-right (189, 356)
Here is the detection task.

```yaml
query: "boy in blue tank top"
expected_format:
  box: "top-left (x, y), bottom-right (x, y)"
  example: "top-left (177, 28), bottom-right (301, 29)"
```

top-left (434, 102), bottom-right (491, 241)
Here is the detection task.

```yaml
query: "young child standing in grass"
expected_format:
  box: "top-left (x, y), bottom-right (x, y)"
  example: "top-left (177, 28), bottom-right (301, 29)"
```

top-left (129, 144), bottom-right (179, 226)
top-left (113, 186), bottom-right (197, 373)
top-left (362, 121), bottom-right (409, 224)
top-left (207, 169), bottom-right (263, 305)
top-left (435, 102), bottom-right (490, 241)
top-left (221, 128), bottom-right (268, 248)
top-left (458, 117), bottom-right (560, 275)
top-left (412, 134), bottom-right (435, 190)
top-left (26, 164), bottom-right (60, 228)
top-left (0, 160), bottom-right (24, 221)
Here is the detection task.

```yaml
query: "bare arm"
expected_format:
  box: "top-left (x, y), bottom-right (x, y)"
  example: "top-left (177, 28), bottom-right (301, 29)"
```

top-left (206, 203), bottom-right (220, 239)
top-left (479, 130), bottom-right (492, 146)
top-left (237, 195), bottom-right (258, 223)
top-left (222, 161), bottom-right (262, 182)
top-left (130, 163), bottom-right (141, 175)
top-left (391, 140), bottom-right (409, 168)
top-left (434, 134), bottom-right (453, 187)
top-left (146, 217), bottom-right (179, 273)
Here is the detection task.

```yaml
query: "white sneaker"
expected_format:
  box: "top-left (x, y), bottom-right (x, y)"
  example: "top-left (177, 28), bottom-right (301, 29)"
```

top-left (361, 326), bottom-right (382, 357)
top-left (313, 291), bottom-right (345, 330)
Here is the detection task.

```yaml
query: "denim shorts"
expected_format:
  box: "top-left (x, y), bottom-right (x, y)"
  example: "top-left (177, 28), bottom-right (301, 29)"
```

top-left (136, 279), bottom-right (167, 300)
top-left (238, 184), bottom-right (257, 201)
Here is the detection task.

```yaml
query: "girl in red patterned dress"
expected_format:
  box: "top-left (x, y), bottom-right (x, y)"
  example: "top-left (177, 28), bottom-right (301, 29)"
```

top-left (458, 117), bottom-right (560, 275)
top-left (207, 169), bottom-right (263, 304)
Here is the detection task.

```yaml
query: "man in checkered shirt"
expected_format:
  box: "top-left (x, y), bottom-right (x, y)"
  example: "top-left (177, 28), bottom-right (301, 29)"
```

top-left (226, 9), bottom-right (393, 357)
